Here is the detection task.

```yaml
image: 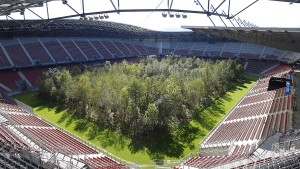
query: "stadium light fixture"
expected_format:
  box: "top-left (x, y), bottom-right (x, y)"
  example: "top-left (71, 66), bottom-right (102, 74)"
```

top-left (182, 13), bottom-right (187, 19)
top-left (169, 13), bottom-right (174, 18)
top-left (20, 8), bottom-right (25, 15)
top-left (104, 14), bottom-right (109, 19)
top-left (94, 15), bottom-right (99, 20)
top-left (162, 12), bottom-right (167, 18)
top-left (38, 2), bottom-right (43, 7)
top-left (100, 15), bottom-right (104, 19)
top-left (175, 13), bottom-right (181, 18)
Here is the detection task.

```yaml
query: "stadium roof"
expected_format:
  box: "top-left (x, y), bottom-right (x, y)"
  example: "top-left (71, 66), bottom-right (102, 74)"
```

top-left (182, 26), bottom-right (300, 54)
top-left (0, 19), bottom-right (210, 40)
top-left (0, 0), bottom-right (55, 16)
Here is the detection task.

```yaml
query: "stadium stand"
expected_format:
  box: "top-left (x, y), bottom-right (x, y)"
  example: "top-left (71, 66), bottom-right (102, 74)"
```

top-left (178, 66), bottom-right (294, 169)
top-left (131, 42), bottom-right (149, 55)
top-left (190, 42), bottom-right (207, 56)
top-left (2, 40), bottom-right (33, 66)
top-left (113, 41), bottom-right (133, 56)
top-left (221, 42), bottom-right (242, 58)
top-left (73, 39), bottom-right (102, 60)
top-left (0, 86), bottom-right (9, 94)
top-left (21, 67), bottom-right (50, 87)
top-left (0, 46), bottom-right (12, 68)
top-left (174, 43), bottom-right (193, 56)
top-left (123, 42), bottom-right (142, 56)
top-left (245, 60), bottom-right (279, 74)
top-left (89, 40), bottom-right (114, 59)
top-left (41, 39), bottom-right (70, 63)
top-left (21, 38), bottom-right (54, 64)
top-left (101, 40), bottom-right (125, 58)
top-left (0, 70), bottom-right (24, 91)
top-left (262, 47), bottom-right (285, 61)
top-left (60, 39), bottom-right (88, 61)
top-left (204, 42), bottom-right (225, 57)
top-left (0, 95), bottom-right (127, 168)
top-left (238, 43), bottom-right (264, 59)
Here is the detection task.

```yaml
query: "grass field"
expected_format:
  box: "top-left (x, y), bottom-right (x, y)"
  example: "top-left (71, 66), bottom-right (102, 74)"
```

top-left (13, 75), bottom-right (258, 165)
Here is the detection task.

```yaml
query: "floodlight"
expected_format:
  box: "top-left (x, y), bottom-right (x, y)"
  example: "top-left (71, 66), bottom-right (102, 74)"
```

top-left (169, 13), bottom-right (174, 18)
top-left (175, 13), bottom-right (180, 18)
top-left (104, 14), bottom-right (109, 19)
top-left (162, 12), bottom-right (167, 18)
top-left (100, 15), bottom-right (104, 19)
top-left (20, 8), bottom-right (25, 15)
top-left (182, 13), bottom-right (187, 19)
top-left (94, 15), bottom-right (99, 20)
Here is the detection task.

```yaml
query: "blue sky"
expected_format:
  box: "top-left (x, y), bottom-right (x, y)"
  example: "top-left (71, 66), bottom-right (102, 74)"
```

top-left (1, 0), bottom-right (300, 31)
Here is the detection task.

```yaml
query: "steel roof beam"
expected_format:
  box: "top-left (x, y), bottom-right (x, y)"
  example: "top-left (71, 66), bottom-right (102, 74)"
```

top-left (229, 0), bottom-right (259, 19)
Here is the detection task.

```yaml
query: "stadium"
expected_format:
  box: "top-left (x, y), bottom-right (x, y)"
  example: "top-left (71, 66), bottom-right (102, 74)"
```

top-left (0, 0), bottom-right (300, 168)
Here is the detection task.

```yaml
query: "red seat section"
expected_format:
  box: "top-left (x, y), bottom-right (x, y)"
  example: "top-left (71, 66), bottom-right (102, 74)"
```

top-left (8, 114), bottom-right (51, 127)
top-left (101, 40), bottom-right (124, 58)
top-left (21, 67), bottom-right (50, 86)
top-left (131, 43), bottom-right (148, 55)
top-left (0, 125), bottom-right (30, 151)
top-left (0, 47), bottom-right (12, 68)
top-left (81, 156), bottom-right (126, 169)
top-left (42, 40), bottom-right (69, 62)
top-left (60, 40), bottom-right (87, 61)
top-left (0, 86), bottom-right (8, 94)
top-left (113, 41), bottom-right (132, 56)
top-left (123, 42), bottom-right (141, 56)
top-left (90, 40), bottom-right (113, 59)
top-left (74, 40), bottom-right (101, 60)
top-left (23, 127), bottom-right (98, 155)
top-left (4, 44), bottom-right (32, 66)
top-left (0, 99), bottom-right (25, 112)
top-left (184, 144), bottom-right (255, 168)
top-left (0, 70), bottom-right (22, 90)
top-left (245, 60), bottom-right (279, 74)
top-left (23, 41), bottom-right (53, 64)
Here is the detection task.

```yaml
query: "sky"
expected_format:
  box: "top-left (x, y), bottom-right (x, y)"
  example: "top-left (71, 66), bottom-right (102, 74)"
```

top-left (1, 0), bottom-right (300, 31)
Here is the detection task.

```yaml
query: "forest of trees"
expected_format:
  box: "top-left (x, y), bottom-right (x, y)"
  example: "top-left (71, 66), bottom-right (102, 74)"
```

top-left (38, 57), bottom-right (243, 145)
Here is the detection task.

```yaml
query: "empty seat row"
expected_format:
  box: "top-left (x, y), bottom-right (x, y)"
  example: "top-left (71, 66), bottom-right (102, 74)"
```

top-left (22, 127), bottom-right (98, 155)
top-left (207, 117), bottom-right (266, 144)
top-left (226, 101), bottom-right (272, 121)
top-left (81, 156), bottom-right (126, 169)
top-left (8, 114), bottom-right (51, 127)
top-left (0, 125), bottom-right (30, 151)
top-left (184, 144), bottom-right (255, 168)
